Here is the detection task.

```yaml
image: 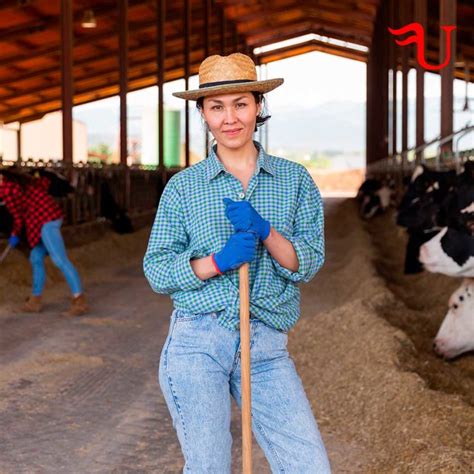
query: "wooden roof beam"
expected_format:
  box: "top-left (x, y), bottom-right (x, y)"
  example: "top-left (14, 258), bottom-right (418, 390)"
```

top-left (246, 18), bottom-right (372, 47)
top-left (302, 2), bottom-right (375, 22)
top-left (246, 20), bottom-right (314, 46)
top-left (249, 28), bottom-right (314, 49)
top-left (0, 0), bottom-right (156, 42)
top-left (0, 18), bottom-right (236, 91)
top-left (312, 24), bottom-right (372, 45)
top-left (0, 13), bottom-right (209, 69)
top-left (0, 31), bottom-right (227, 104)
top-left (238, 11), bottom-right (307, 34)
top-left (2, 50), bottom-right (207, 122)
top-left (246, 28), bottom-right (369, 52)
top-left (256, 38), bottom-right (367, 64)
top-left (224, 0), bottom-right (375, 24)
top-left (233, 4), bottom-right (307, 27)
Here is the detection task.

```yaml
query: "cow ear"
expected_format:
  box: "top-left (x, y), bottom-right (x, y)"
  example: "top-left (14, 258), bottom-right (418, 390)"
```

top-left (411, 165), bottom-right (424, 183)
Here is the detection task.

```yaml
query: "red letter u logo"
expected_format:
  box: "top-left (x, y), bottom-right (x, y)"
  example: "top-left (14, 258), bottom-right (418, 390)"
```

top-left (388, 22), bottom-right (456, 71)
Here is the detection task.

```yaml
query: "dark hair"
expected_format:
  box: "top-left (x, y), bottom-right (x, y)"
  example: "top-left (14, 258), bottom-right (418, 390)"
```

top-left (196, 91), bottom-right (271, 129)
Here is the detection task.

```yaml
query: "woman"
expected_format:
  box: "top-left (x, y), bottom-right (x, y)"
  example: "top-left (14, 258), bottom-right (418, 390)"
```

top-left (0, 169), bottom-right (88, 316)
top-left (144, 53), bottom-right (330, 472)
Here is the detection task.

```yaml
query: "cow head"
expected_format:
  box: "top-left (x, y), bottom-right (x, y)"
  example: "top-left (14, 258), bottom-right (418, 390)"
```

top-left (400, 166), bottom-right (456, 207)
top-left (433, 279), bottom-right (474, 359)
top-left (397, 192), bottom-right (441, 230)
top-left (420, 227), bottom-right (474, 276)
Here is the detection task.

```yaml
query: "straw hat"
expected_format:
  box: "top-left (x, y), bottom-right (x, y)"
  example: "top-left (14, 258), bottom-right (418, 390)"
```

top-left (173, 53), bottom-right (284, 100)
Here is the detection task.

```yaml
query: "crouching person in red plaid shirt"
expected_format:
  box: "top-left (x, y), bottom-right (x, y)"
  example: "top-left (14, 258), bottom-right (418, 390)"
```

top-left (0, 170), bottom-right (88, 316)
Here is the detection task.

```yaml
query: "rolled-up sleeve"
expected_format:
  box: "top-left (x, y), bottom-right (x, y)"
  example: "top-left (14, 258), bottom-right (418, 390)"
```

top-left (143, 179), bottom-right (206, 294)
top-left (272, 169), bottom-right (325, 283)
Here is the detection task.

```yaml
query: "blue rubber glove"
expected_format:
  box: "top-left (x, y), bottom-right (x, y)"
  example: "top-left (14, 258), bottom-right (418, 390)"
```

top-left (213, 232), bottom-right (256, 273)
top-left (8, 235), bottom-right (20, 248)
top-left (223, 198), bottom-right (271, 241)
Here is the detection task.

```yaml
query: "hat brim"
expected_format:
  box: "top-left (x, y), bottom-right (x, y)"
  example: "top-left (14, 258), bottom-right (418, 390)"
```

top-left (172, 78), bottom-right (284, 100)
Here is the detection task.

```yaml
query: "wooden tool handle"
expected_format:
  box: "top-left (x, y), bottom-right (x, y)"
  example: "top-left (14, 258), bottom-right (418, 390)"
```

top-left (239, 263), bottom-right (252, 474)
top-left (0, 245), bottom-right (11, 264)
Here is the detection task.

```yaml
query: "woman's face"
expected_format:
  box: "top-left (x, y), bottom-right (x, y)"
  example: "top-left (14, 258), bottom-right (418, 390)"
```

top-left (201, 92), bottom-right (261, 151)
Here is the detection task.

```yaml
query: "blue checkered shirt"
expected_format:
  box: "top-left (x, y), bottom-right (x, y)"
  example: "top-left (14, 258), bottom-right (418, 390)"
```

top-left (143, 141), bottom-right (325, 332)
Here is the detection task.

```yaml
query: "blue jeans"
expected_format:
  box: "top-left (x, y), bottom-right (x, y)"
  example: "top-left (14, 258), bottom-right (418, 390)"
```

top-left (159, 310), bottom-right (331, 473)
top-left (30, 219), bottom-right (82, 296)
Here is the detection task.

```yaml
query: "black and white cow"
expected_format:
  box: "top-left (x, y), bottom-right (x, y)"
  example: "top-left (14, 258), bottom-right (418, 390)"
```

top-left (396, 163), bottom-right (471, 274)
top-left (30, 168), bottom-right (75, 197)
top-left (398, 165), bottom-right (456, 214)
top-left (433, 278), bottom-right (474, 359)
top-left (420, 227), bottom-right (474, 277)
top-left (0, 169), bottom-right (22, 238)
top-left (99, 179), bottom-right (134, 234)
top-left (0, 200), bottom-right (13, 237)
top-left (394, 162), bottom-right (474, 359)
top-left (357, 178), bottom-right (393, 219)
top-left (419, 174), bottom-right (474, 277)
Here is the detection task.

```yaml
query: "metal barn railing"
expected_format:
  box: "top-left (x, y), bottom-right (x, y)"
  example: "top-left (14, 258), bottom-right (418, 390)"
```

top-left (367, 124), bottom-right (474, 179)
top-left (0, 159), bottom-right (181, 227)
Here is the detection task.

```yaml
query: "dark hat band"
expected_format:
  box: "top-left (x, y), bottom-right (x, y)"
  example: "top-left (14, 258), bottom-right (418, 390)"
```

top-left (199, 79), bottom-right (254, 89)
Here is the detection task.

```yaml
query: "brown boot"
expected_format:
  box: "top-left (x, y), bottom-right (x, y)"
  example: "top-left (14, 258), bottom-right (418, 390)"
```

top-left (20, 295), bottom-right (43, 313)
top-left (62, 294), bottom-right (89, 317)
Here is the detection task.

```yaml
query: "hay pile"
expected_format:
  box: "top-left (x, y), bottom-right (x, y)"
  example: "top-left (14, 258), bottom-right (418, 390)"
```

top-left (291, 199), bottom-right (474, 472)
top-left (0, 227), bottom-right (151, 315)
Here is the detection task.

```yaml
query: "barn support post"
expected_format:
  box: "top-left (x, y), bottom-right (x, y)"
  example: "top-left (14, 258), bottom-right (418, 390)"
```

top-left (220, 4), bottom-right (226, 55)
top-left (17, 125), bottom-right (22, 163)
top-left (119, 0), bottom-right (130, 210)
top-left (203, 0), bottom-right (211, 158)
top-left (238, 34), bottom-right (246, 54)
top-left (440, 0), bottom-right (456, 157)
top-left (401, 0), bottom-right (411, 169)
top-left (366, 47), bottom-right (374, 166)
top-left (389, 0), bottom-right (398, 161)
top-left (184, 0), bottom-right (191, 168)
top-left (388, 0), bottom-right (393, 157)
top-left (60, 0), bottom-right (73, 164)
top-left (157, 0), bottom-right (166, 186)
top-left (233, 22), bottom-right (238, 52)
top-left (366, 1), bottom-right (389, 167)
top-left (415, 0), bottom-right (427, 164)
top-left (380, 1), bottom-right (389, 164)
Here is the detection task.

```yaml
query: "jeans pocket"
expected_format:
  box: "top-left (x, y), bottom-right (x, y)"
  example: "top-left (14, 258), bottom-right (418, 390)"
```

top-left (262, 324), bottom-right (289, 352)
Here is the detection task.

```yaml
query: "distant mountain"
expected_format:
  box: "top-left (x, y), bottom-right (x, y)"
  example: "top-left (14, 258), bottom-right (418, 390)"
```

top-left (268, 101), bottom-right (365, 152)
top-left (74, 105), bottom-right (144, 148)
top-left (73, 97), bottom-right (473, 155)
top-left (269, 97), bottom-right (472, 153)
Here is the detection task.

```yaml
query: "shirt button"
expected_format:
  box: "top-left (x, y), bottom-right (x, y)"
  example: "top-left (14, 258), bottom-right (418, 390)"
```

top-left (238, 192), bottom-right (245, 199)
